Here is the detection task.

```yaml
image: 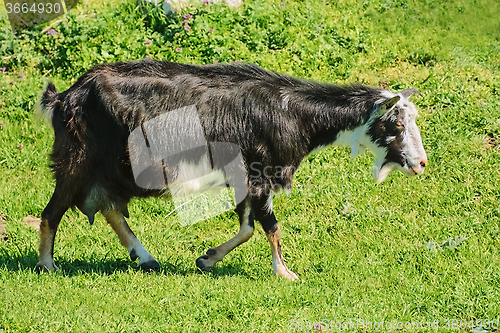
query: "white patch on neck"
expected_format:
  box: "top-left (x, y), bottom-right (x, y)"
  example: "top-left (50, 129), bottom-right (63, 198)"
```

top-left (365, 141), bottom-right (389, 182)
top-left (333, 123), bottom-right (389, 182)
top-left (333, 126), bottom-right (369, 158)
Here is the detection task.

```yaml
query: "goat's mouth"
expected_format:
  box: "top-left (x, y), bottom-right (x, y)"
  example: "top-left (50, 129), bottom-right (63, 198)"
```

top-left (374, 158), bottom-right (425, 183)
top-left (408, 166), bottom-right (418, 175)
top-left (407, 159), bottom-right (425, 175)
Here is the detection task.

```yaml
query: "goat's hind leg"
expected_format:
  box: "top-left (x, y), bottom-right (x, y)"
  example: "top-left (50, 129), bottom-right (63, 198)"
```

top-left (104, 210), bottom-right (159, 270)
top-left (37, 190), bottom-right (69, 272)
top-left (196, 199), bottom-right (254, 270)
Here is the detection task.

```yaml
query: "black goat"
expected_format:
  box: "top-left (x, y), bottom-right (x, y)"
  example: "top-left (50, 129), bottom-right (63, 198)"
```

top-left (38, 60), bottom-right (426, 280)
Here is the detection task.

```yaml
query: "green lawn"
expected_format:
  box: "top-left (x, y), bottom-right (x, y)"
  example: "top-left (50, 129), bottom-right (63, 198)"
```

top-left (1, 0), bottom-right (499, 331)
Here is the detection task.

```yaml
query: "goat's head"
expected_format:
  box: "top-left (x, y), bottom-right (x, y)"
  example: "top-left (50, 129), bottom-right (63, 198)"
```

top-left (363, 88), bottom-right (427, 183)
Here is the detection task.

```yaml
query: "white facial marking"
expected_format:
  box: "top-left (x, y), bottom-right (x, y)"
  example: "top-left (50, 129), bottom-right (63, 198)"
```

top-left (402, 115), bottom-right (427, 172)
top-left (379, 90), bottom-right (426, 178)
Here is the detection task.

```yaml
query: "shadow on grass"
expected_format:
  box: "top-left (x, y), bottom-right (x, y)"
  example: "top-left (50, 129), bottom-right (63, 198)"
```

top-left (0, 247), bottom-right (252, 279)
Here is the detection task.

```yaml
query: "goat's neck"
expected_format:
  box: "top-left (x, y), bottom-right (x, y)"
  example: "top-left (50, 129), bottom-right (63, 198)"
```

top-left (288, 84), bottom-right (379, 157)
top-left (301, 106), bottom-right (372, 157)
top-left (330, 126), bottom-right (368, 157)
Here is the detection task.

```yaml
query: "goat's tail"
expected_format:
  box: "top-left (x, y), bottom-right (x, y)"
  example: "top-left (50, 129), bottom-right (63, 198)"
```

top-left (37, 81), bottom-right (61, 128)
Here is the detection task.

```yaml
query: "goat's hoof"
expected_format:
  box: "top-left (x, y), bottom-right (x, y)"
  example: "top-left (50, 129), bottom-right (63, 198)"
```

top-left (195, 255), bottom-right (213, 270)
top-left (139, 260), bottom-right (160, 271)
top-left (276, 268), bottom-right (299, 281)
top-left (35, 262), bottom-right (59, 274)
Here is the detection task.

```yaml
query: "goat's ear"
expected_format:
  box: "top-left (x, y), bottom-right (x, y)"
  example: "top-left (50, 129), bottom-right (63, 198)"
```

top-left (377, 96), bottom-right (400, 115)
top-left (399, 87), bottom-right (423, 99)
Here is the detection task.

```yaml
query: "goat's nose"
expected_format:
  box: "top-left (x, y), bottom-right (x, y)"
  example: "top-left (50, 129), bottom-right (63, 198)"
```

top-left (420, 159), bottom-right (427, 168)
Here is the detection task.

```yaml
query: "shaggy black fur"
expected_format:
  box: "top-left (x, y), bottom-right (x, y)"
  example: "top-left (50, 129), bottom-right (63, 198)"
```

top-left (40, 59), bottom-right (390, 223)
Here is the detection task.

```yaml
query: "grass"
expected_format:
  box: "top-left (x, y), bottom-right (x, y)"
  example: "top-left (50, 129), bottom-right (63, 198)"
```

top-left (1, 0), bottom-right (500, 331)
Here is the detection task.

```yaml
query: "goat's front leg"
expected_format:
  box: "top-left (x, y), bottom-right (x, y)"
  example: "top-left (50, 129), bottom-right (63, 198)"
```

top-left (196, 198), bottom-right (254, 270)
top-left (253, 196), bottom-right (298, 281)
top-left (104, 210), bottom-right (159, 270)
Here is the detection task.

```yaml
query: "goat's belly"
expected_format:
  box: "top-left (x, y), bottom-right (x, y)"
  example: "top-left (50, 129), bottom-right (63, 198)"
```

top-left (78, 157), bottom-right (234, 223)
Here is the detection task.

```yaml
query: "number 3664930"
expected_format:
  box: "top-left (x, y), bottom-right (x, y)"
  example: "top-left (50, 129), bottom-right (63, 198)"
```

top-left (5, 2), bottom-right (62, 14)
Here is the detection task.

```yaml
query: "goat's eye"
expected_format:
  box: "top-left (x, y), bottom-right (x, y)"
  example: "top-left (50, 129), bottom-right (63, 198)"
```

top-left (396, 121), bottom-right (403, 127)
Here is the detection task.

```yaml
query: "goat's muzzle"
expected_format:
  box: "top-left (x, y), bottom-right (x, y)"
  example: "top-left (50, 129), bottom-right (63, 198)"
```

top-left (409, 158), bottom-right (427, 175)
